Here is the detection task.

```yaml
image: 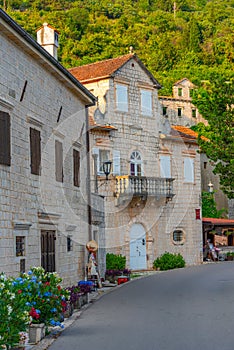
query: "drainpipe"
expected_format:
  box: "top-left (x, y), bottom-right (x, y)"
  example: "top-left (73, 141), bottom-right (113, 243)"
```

top-left (85, 105), bottom-right (93, 242)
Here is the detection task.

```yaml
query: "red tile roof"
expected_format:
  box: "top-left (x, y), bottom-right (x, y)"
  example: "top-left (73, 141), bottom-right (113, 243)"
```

top-left (203, 218), bottom-right (234, 225)
top-left (69, 54), bottom-right (161, 87)
top-left (171, 125), bottom-right (198, 140)
top-left (89, 115), bottom-right (117, 131)
top-left (69, 54), bottom-right (134, 83)
top-left (171, 125), bottom-right (208, 141)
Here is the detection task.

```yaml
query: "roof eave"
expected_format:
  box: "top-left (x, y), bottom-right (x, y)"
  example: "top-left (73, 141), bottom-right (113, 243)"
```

top-left (0, 9), bottom-right (96, 106)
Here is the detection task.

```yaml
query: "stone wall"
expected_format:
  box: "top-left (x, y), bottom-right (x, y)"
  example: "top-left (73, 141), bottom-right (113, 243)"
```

top-left (0, 20), bottom-right (90, 285)
top-left (86, 58), bottom-right (202, 267)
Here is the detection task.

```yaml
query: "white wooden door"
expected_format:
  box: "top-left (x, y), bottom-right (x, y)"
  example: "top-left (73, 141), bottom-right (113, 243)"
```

top-left (130, 224), bottom-right (147, 270)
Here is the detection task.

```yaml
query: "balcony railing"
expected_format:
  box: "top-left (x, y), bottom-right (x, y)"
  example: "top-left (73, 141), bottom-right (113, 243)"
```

top-left (115, 175), bottom-right (175, 199)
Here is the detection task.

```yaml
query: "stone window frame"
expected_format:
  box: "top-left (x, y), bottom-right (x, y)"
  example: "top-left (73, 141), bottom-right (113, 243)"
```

top-left (177, 107), bottom-right (182, 117)
top-left (162, 106), bottom-right (167, 116)
top-left (171, 228), bottom-right (186, 245)
top-left (192, 108), bottom-right (197, 118)
top-left (178, 87), bottom-right (183, 97)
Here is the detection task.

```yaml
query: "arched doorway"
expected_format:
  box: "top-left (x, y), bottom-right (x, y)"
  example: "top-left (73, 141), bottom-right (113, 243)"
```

top-left (130, 224), bottom-right (147, 270)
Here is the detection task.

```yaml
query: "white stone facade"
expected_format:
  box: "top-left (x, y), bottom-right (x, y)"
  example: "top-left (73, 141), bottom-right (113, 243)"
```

top-left (0, 10), bottom-right (95, 285)
top-left (78, 58), bottom-right (203, 268)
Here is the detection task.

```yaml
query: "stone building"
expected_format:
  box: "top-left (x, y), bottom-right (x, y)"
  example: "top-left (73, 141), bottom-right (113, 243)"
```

top-left (159, 78), bottom-right (207, 127)
top-left (0, 9), bottom-right (97, 285)
top-left (70, 55), bottom-right (203, 268)
top-left (159, 78), bottom-right (229, 214)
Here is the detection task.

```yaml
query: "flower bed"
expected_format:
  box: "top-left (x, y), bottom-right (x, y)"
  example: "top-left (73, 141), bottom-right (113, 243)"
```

top-left (0, 269), bottom-right (93, 348)
top-left (0, 267), bottom-right (69, 349)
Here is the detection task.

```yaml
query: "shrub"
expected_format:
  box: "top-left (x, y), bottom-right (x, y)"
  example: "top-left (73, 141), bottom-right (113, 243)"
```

top-left (106, 253), bottom-right (126, 270)
top-left (0, 273), bottom-right (31, 349)
top-left (153, 252), bottom-right (185, 271)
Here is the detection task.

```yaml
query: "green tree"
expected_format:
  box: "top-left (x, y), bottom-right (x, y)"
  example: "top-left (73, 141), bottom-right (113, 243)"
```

top-left (201, 191), bottom-right (226, 218)
top-left (192, 76), bottom-right (234, 198)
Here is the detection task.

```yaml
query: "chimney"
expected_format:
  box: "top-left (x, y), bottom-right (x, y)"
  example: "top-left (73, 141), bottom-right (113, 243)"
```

top-left (36, 23), bottom-right (59, 60)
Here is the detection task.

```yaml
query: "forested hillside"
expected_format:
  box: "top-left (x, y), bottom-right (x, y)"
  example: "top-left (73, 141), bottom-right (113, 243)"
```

top-left (1, 0), bottom-right (234, 93)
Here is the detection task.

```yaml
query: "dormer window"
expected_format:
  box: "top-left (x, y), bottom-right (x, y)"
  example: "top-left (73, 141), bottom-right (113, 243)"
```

top-left (116, 84), bottom-right (128, 112)
top-left (178, 88), bottom-right (183, 97)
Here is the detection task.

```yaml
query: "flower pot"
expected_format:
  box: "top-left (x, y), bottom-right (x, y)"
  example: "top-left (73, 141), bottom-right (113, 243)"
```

top-left (28, 323), bottom-right (45, 344)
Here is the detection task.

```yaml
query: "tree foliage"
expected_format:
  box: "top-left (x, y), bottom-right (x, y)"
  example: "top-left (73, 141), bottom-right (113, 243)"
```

top-left (201, 191), bottom-right (227, 218)
top-left (192, 76), bottom-right (234, 199)
top-left (0, 0), bottom-right (233, 94)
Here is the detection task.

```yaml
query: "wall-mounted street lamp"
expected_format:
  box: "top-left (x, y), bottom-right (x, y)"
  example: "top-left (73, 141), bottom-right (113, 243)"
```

top-left (102, 161), bottom-right (112, 180)
top-left (208, 181), bottom-right (214, 193)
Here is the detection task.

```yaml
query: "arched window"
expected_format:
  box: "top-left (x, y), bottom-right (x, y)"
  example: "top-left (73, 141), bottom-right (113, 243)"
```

top-left (130, 151), bottom-right (142, 176)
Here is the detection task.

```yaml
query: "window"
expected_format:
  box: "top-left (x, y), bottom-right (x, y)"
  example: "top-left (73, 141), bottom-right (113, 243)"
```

top-left (162, 106), bottom-right (167, 116)
top-left (178, 108), bottom-right (182, 117)
top-left (178, 88), bottom-right (183, 97)
top-left (73, 149), bottom-right (80, 187)
top-left (116, 84), bottom-right (128, 112)
top-left (30, 128), bottom-right (41, 175)
top-left (0, 111), bottom-right (11, 166)
top-left (192, 109), bottom-right (196, 118)
top-left (99, 149), bottom-right (110, 174)
top-left (55, 140), bottom-right (63, 182)
top-left (67, 236), bottom-right (73, 252)
top-left (16, 236), bottom-right (25, 257)
top-left (160, 155), bottom-right (171, 178)
top-left (141, 89), bottom-right (152, 116)
top-left (184, 157), bottom-right (194, 183)
top-left (189, 89), bottom-right (194, 98)
top-left (20, 259), bottom-right (26, 273)
top-left (204, 162), bottom-right (207, 169)
top-left (172, 229), bottom-right (185, 244)
top-left (130, 151), bottom-right (142, 176)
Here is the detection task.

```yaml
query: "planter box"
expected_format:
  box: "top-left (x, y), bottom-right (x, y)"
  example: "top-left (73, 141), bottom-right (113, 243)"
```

top-left (28, 323), bottom-right (45, 344)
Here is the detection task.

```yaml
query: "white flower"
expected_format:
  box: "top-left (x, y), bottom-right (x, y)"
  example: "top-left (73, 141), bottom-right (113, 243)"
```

top-left (7, 305), bottom-right (12, 314)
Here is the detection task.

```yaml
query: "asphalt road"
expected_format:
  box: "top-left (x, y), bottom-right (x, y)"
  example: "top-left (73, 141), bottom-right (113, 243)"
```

top-left (49, 263), bottom-right (234, 350)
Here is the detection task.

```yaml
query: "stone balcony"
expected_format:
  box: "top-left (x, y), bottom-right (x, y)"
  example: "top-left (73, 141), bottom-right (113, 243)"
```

top-left (114, 175), bottom-right (175, 201)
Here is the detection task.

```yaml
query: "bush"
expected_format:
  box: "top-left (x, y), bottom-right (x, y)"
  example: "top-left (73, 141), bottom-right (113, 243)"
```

top-left (106, 253), bottom-right (126, 270)
top-left (0, 267), bottom-right (69, 348)
top-left (153, 252), bottom-right (185, 271)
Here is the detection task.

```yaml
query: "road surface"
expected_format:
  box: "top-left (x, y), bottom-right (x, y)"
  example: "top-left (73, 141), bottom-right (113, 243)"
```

top-left (49, 263), bottom-right (234, 350)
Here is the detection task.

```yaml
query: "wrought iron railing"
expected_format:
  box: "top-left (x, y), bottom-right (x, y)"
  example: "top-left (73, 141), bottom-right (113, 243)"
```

top-left (115, 175), bottom-right (175, 199)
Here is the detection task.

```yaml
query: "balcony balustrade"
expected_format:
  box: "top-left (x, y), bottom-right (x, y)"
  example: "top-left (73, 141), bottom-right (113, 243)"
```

top-left (115, 175), bottom-right (175, 200)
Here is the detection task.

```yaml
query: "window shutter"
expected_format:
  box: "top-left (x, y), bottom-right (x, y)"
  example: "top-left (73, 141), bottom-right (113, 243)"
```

top-left (116, 84), bottom-right (128, 112)
top-left (0, 111), bottom-right (11, 166)
top-left (184, 157), bottom-right (194, 183)
top-left (55, 140), bottom-right (63, 182)
top-left (30, 128), bottom-right (41, 175)
top-left (160, 155), bottom-right (171, 178)
top-left (113, 150), bottom-right (121, 175)
top-left (92, 147), bottom-right (100, 175)
top-left (73, 149), bottom-right (80, 187)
